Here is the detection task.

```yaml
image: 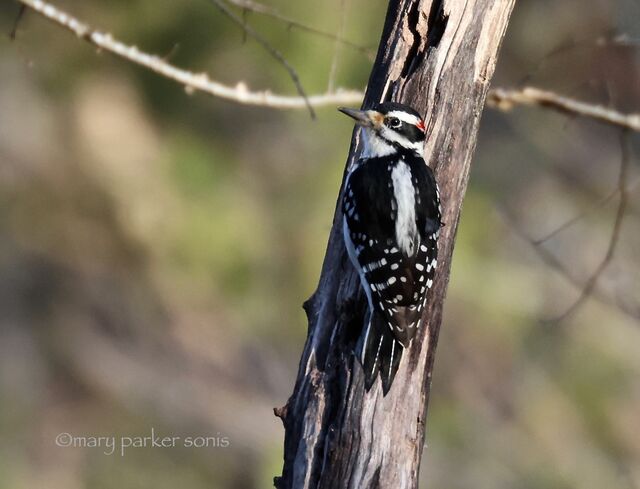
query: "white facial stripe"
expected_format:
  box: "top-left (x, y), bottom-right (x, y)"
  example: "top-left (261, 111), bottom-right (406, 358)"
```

top-left (380, 127), bottom-right (423, 153)
top-left (386, 110), bottom-right (420, 125)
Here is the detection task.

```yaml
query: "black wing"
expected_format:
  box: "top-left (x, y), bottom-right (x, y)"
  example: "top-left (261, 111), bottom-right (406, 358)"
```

top-left (343, 153), bottom-right (441, 393)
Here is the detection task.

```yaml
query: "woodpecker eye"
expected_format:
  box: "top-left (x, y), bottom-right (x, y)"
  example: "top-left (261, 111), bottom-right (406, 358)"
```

top-left (386, 117), bottom-right (401, 128)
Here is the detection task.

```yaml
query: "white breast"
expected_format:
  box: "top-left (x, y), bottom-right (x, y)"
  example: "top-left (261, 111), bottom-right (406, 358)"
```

top-left (391, 161), bottom-right (418, 256)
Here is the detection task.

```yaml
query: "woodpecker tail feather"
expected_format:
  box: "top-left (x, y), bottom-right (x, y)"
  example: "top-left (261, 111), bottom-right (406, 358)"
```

top-left (358, 310), bottom-right (403, 395)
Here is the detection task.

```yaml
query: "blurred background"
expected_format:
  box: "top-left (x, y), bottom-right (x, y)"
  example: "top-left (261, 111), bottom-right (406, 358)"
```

top-left (1, 0), bottom-right (639, 488)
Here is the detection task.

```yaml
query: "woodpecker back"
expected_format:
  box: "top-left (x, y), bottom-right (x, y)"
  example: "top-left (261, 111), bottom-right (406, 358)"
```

top-left (340, 102), bottom-right (442, 394)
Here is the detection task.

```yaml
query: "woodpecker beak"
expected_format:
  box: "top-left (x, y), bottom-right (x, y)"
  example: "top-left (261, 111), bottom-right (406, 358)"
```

top-left (338, 107), bottom-right (379, 127)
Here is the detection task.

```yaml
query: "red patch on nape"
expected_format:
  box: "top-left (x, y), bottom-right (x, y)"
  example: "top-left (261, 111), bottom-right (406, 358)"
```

top-left (416, 120), bottom-right (426, 132)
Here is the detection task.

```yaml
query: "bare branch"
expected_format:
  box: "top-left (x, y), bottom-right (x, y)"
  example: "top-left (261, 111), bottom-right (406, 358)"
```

top-left (488, 87), bottom-right (640, 132)
top-left (206, 0), bottom-right (315, 117)
top-left (16, 0), bottom-right (363, 109)
top-left (552, 130), bottom-right (631, 322)
top-left (16, 0), bottom-right (640, 133)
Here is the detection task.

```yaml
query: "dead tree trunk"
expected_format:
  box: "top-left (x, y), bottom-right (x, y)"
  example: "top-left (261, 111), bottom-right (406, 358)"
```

top-left (275, 1), bottom-right (515, 488)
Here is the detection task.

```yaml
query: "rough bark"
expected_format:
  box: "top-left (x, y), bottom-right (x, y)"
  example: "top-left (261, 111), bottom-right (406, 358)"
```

top-left (275, 1), bottom-right (516, 488)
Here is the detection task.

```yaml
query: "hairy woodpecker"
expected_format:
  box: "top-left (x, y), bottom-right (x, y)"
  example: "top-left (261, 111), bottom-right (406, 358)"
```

top-left (339, 102), bottom-right (442, 395)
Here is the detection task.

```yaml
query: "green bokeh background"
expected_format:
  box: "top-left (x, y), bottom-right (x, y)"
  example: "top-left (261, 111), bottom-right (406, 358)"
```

top-left (1, 1), bottom-right (639, 488)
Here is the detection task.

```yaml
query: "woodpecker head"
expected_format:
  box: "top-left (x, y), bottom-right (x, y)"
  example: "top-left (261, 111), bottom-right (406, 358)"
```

top-left (338, 102), bottom-right (426, 157)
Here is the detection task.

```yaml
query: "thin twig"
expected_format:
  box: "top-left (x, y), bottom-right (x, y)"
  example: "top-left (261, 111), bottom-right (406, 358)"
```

top-left (533, 175), bottom-right (640, 245)
top-left (10, 4), bottom-right (27, 40)
top-left (327, 0), bottom-right (349, 92)
top-left (225, 0), bottom-right (375, 59)
top-left (16, 0), bottom-right (363, 109)
top-left (533, 190), bottom-right (619, 245)
top-left (499, 110), bottom-right (640, 220)
top-left (500, 206), bottom-right (640, 322)
top-left (161, 43), bottom-right (181, 62)
top-left (519, 32), bottom-right (640, 85)
top-left (488, 87), bottom-right (640, 132)
top-left (241, 7), bottom-right (249, 44)
top-left (207, 0), bottom-right (315, 118)
top-left (551, 130), bottom-right (630, 322)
